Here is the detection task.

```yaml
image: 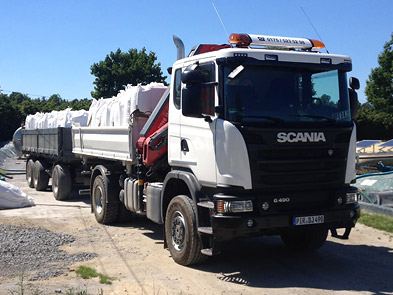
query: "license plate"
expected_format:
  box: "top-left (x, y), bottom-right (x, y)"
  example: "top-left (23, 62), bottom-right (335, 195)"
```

top-left (293, 215), bottom-right (324, 226)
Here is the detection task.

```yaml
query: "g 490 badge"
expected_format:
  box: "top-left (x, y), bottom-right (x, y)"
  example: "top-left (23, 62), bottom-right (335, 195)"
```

top-left (274, 197), bottom-right (291, 203)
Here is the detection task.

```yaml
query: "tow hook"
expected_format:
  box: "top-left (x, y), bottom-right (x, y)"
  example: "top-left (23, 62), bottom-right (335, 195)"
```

top-left (330, 227), bottom-right (352, 240)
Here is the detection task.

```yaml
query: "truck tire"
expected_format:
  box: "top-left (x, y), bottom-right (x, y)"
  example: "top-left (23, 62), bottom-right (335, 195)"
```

top-left (281, 229), bottom-right (328, 251)
top-left (92, 175), bottom-right (118, 224)
top-left (52, 164), bottom-right (72, 200)
top-left (26, 159), bottom-right (35, 188)
top-left (165, 195), bottom-right (207, 265)
top-left (33, 160), bottom-right (49, 191)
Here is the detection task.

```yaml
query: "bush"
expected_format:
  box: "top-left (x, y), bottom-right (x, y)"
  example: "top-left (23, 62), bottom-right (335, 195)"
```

top-left (355, 105), bottom-right (393, 140)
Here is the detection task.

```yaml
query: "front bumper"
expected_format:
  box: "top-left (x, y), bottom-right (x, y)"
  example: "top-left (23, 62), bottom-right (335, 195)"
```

top-left (211, 204), bottom-right (360, 241)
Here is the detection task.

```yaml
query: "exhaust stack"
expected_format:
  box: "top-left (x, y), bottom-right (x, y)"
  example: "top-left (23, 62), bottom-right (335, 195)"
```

top-left (173, 35), bottom-right (185, 60)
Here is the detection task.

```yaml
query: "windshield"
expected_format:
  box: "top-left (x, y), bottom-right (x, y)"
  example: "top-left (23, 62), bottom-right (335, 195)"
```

top-left (223, 66), bottom-right (351, 125)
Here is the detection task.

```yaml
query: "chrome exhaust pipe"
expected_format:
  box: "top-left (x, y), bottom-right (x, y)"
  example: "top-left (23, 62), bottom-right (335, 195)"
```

top-left (173, 35), bottom-right (185, 60)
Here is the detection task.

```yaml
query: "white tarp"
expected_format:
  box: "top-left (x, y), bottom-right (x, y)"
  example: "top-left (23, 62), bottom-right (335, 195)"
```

top-left (0, 181), bottom-right (35, 209)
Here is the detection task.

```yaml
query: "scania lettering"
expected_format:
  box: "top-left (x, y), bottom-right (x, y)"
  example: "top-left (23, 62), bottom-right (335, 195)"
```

top-left (277, 132), bottom-right (327, 143)
top-left (16, 32), bottom-right (361, 266)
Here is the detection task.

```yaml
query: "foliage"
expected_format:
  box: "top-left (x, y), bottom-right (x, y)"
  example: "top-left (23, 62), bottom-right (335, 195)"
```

top-left (75, 266), bottom-right (98, 279)
top-left (76, 266), bottom-right (114, 285)
top-left (358, 212), bottom-right (393, 233)
top-left (0, 92), bottom-right (92, 142)
top-left (365, 33), bottom-right (393, 113)
top-left (355, 32), bottom-right (393, 140)
top-left (90, 48), bottom-right (167, 99)
top-left (355, 103), bottom-right (393, 140)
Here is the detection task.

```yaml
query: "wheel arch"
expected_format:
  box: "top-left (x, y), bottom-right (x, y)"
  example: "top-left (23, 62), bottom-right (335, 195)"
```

top-left (162, 170), bottom-right (203, 225)
top-left (90, 165), bottom-right (118, 211)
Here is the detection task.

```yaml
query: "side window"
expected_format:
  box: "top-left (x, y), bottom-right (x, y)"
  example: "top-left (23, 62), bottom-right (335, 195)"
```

top-left (173, 68), bottom-right (181, 109)
top-left (198, 63), bottom-right (215, 116)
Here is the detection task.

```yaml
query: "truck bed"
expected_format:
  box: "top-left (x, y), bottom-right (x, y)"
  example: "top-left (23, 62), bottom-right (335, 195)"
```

top-left (72, 117), bottom-right (147, 163)
top-left (22, 128), bottom-right (76, 162)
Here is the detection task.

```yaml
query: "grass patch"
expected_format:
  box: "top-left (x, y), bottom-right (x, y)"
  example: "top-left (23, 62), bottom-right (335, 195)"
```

top-left (76, 266), bottom-right (98, 279)
top-left (76, 266), bottom-right (114, 285)
top-left (98, 274), bottom-right (114, 285)
top-left (359, 212), bottom-right (393, 233)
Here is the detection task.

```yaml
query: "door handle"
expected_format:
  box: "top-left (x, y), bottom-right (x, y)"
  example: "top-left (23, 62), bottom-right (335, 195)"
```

top-left (181, 139), bottom-right (189, 152)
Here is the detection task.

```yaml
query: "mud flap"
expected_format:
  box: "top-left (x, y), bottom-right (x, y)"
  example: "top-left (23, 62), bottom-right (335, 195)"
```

top-left (331, 227), bottom-right (352, 240)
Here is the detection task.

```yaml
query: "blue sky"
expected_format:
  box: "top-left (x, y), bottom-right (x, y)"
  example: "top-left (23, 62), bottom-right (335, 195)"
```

top-left (0, 0), bottom-right (392, 104)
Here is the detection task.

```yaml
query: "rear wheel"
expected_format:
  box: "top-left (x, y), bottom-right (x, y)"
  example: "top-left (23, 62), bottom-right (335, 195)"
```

top-left (33, 160), bottom-right (49, 191)
top-left (52, 164), bottom-right (72, 200)
top-left (281, 229), bottom-right (328, 251)
top-left (165, 195), bottom-right (207, 265)
top-left (91, 175), bottom-right (118, 224)
top-left (26, 159), bottom-right (35, 188)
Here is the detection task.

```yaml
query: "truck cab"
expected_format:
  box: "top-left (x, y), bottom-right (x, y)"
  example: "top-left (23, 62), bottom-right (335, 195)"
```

top-left (163, 33), bottom-right (360, 263)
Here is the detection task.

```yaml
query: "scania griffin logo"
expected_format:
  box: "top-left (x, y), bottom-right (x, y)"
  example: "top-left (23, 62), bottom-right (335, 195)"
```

top-left (277, 132), bottom-right (326, 143)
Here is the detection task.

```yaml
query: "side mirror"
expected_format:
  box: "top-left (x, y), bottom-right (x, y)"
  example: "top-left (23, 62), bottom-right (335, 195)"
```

top-left (182, 70), bottom-right (202, 85)
top-left (349, 77), bottom-right (360, 90)
top-left (182, 84), bottom-right (203, 118)
top-left (349, 88), bottom-right (359, 118)
top-left (167, 67), bottom-right (172, 75)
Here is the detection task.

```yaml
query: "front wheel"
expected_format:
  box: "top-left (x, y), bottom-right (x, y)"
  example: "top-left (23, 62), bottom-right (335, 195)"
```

top-left (91, 175), bottom-right (118, 224)
top-left (165, 195), bottom-right (207, 265)
top-left (281, 229), bottom-right (328, 251)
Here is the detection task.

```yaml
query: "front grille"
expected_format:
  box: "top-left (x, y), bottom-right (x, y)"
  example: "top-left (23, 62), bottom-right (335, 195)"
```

top-left (239, 126), bottom-right (352, 191)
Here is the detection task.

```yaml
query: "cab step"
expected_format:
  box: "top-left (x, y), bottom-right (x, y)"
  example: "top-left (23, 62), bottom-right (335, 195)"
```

top-left (201, 247), bottom-right (220, 256)
top-left (197, 201), bottom-right (214, 209)
top-left (198, 227), bottom-right (213, 235)
top-left (201, 248), bottom-right (213, 256)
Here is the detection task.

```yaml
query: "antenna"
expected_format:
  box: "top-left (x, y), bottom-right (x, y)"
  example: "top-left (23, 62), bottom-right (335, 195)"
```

top-left (212, 2), bottom-right (229, 39)
top-left (300, 6), bottom-right (329, 53)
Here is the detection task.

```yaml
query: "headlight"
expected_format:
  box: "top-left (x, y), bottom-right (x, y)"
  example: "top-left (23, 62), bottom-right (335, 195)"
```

top-left (216, 200), bottom-right (253, 213)
top-left (346, 192), bottom-right (358, 204)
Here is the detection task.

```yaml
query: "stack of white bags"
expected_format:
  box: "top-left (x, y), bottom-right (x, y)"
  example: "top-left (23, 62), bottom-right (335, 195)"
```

top-left (25, 108), bottom-right (89, 129)
top-left (24, 83), bottom-right (168, 129)
top-left (87, 82), bottom-right (167, 127)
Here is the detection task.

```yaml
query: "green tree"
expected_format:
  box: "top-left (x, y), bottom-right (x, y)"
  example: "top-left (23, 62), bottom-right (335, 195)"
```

top-left (42, 94), bottom-right (64, 112)
top-left (356, 104), bottom-right (393, 139)
top-left (90, 48), bottom-right (167, 99)
top-left (0, 94), bottom-right (22, 141)
top-left (0, 92), bottom-right (92, 141)
top-left (69, 98), bottom-right (92, 110)
top-left (365, 33), bottom-right (393, 113)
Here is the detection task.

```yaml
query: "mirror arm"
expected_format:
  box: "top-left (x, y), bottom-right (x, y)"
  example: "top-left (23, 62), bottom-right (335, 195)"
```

top-left (203, 115), bottom-right (213, 123)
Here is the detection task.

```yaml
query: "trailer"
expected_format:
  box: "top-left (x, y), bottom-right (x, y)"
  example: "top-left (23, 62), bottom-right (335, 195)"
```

top-left (21, 127), bottom-right (85, 200)
top-left (18, 33), bottom-right (362, 265)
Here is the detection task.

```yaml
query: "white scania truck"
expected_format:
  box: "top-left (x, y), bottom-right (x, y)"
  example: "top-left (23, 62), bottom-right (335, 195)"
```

top-left (20, 33), bottom-right (361, 265)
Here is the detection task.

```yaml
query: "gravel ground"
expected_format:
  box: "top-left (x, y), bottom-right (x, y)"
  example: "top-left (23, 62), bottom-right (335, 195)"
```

top-left (1, 156), bottom-right (393, 295)
top-left (0, 224), bottom-right (96, 281)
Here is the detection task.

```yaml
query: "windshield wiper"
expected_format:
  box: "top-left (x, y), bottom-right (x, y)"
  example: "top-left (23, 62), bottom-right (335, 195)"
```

top-left (291, 114), bottom-right (336, 123)
top-left (241, 115), bottom-right (285, 123)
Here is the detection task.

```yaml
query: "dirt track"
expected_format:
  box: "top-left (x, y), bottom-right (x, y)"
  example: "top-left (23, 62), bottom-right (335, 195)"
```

top-left (1, 158), bottom-right (393, 295)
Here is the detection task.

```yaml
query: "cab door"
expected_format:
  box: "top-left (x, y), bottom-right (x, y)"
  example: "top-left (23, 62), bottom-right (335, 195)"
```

top-left (169, 62), bottom-right (218, 187)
